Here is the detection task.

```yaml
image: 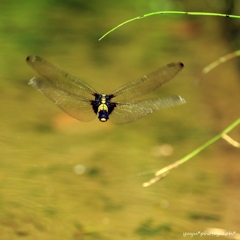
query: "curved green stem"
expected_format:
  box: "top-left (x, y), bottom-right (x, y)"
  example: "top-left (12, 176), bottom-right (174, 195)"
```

top-left (99, 11), bottom-right (240, 40)
top-left (143, 118), bottom-right (240, 187)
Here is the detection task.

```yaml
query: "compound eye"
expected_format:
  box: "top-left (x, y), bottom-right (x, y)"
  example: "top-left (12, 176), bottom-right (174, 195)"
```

top-left (100, 118), bottom-right (107, 122)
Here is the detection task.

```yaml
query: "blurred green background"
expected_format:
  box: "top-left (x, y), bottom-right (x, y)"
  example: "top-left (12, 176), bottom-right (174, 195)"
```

top-left (0, 0), bottom-right (240, 239)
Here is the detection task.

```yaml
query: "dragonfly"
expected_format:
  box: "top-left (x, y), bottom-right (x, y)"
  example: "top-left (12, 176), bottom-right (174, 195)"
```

top-left (26, 56), bottom-right (186, 124)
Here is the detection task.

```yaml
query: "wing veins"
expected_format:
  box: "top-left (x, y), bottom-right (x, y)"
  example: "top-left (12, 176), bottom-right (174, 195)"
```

top-left (26, 56), bottom-right (97, 98)
top-left (111, 62), bottom-right (184, 101)
top-left (110, 96), bottom-right (186, 124)
top-left (29, 77), bottom-right (96, 122)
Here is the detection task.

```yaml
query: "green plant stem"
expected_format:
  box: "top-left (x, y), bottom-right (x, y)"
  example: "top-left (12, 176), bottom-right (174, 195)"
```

top-left (99, 11), bottom-right (240, 40)
top-left (143, 118), bottom-right (240, 186)
top-left (155, 117), bottom-right (240, 177)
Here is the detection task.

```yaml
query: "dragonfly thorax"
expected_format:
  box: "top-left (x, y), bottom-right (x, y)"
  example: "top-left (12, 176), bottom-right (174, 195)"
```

top-left (91, 93), bottom-right (116, 122)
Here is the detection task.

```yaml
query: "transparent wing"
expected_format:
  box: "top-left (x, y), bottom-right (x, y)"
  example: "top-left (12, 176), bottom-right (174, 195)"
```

top-left (110, 96), bottom-right (186, 124)
top-left (29, 77), bottom-right (96, 122)
top-left (111, 62), bottom-right (184, 101)
top-left (26, 56), bottom-right (97, 98)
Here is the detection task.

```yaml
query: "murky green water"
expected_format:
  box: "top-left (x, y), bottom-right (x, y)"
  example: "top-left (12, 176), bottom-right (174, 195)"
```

top-left (0, 1), bottom-right (239, 239)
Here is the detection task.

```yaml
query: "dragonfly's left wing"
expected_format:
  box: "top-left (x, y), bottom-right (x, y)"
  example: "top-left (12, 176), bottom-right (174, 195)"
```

top-left (26, 56), bottom-right (97, 99)
top-left (29, 77), bottom-right (96, 122)
top-left (110, 96), bottom-right (186, 124)
top-left (111, 62), bottom-right (184, 101)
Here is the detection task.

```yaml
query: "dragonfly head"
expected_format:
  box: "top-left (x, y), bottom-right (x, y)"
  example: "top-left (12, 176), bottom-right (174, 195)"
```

top-left (98, 110), bottom-right (109, 122)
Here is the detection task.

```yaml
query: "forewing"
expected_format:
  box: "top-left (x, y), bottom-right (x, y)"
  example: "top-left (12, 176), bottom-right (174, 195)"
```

top-left (26, 56), bottom-right (97, 98)
top-left (111, 62), bottom-right (184, 101)
top-left (110, 96), bottom-right (186, 124)
top-left (29, 77), bottom-right (96, 122)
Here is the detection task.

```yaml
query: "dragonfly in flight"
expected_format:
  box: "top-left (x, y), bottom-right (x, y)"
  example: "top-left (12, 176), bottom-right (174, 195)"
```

top-left (26, 56), bottom-right (186, 124)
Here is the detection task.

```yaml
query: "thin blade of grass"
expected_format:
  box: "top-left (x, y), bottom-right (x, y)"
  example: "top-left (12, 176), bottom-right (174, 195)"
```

top-left (143, 118), bottom-right (240, 187)
top-left (99, 11), bottom-right (240, 40)
top-left (199, 50), bottom-right (240, 82)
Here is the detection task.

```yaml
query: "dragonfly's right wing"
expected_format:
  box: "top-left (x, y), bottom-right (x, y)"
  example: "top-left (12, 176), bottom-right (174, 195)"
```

top-left (111, 62), bottom-right (184, 101)
top-left (110, 96), bottom-right (186, 124)
top-left (26, 56), bottom-right (97, 98)
top-left (29, 77), bottom-right (96, 122)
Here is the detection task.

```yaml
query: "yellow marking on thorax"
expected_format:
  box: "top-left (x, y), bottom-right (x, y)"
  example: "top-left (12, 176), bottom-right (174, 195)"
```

top-left (97, 94), bottom-right (108, 113)
top-left (101, 94), bottom-right (106, 103)
top-left (98, 104), bottom-right (108, 112)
